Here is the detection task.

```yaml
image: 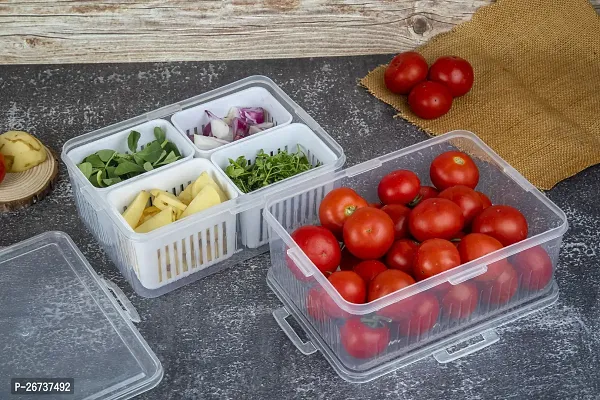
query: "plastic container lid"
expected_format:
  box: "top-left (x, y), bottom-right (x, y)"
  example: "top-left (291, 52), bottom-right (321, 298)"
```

top-left (0, 231), bottom-right (163, 399)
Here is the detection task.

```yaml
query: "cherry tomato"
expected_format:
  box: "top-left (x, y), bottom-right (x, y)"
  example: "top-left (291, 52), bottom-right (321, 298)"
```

top-left (480, 262), bottom-right (518, 305)
top-left (340, 247), bottom-right (362, 271)
top-left (408, 81), bottom-right (453, 120)
top-left (382, 293), bottom-right (440, 336)
top-left (472, 205), bottom-right (528, 246)
top-left (438, 185), bottom-right (484, 225)
top-left (322, 271), bottom-right (367, 318)
top-left (413, 238), bottom-right (461, 281)
top-left (340, 317), bottom-right (390, 359)
top-left (512, 246), bottom-right (553, 291)
top-left (381, 204), bottom-right (411, 240)
top-left (328, 271), bottom-right (367, 304)
top-left (368, 269), bottom-right (415, 302)
top-left (440, 281), bottom-right (479, 320)
top-left (385, 239), bottom-right (419, 274)
top-left (290, 226), bottom-right (341, 275)
top-left (477, 191), bottom-right (492, 209)
top-left (378, 170), bottom-right (421, 205)
top-left (343, 207), bottom-right (395, 260)
top-left (306, 287), bottom-right (328, 322)
top-left (430, 151), bottom-right (479, 191)
top-left (0, 153), bottom-right (6, 185)
top-left (353, 260), bottom-right (387, 285)
top-left (409, 198), bottom-right (465, 242)
top-left (428, 56), bottom-right (474, 97)
top-left (451, 231), bottom-right (466, 248)
top-left (408, 185), bottom-right (439, 207)
top-left (319, 188), bottom-right (368, 239)
top-left (457, 233), bottom-right (510, 283)
top-left (369, 202), bottom-right (384, 209)
top-left (384, 52), bottom-right (429, 95)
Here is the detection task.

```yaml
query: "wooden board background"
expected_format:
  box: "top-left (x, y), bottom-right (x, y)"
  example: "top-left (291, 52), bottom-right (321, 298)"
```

top-left (1, 0), bottom-right (599, 65)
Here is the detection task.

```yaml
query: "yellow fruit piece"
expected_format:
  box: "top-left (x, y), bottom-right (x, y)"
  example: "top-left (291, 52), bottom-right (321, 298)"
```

top-left (178, 184), bottom-right (194, 205)
top-left (0, 131), bottom-right (47, 172)
top-left (135, 206), bottom-right (175, 233)
top-left (139, 206), bottom-right (161, 225)
top-left (155, 192), bottom-right (187, 211)
top-left (149, 189), bottom-right (166, 199)
top-left (191, 171), bottom-right (229, 203)
top-left (180, 185), bottom-right (221, 219)
top-left (122, 190), bottom-right (151, 229)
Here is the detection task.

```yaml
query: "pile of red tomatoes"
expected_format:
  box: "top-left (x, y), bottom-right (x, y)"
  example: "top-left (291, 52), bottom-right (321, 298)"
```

top-left (288, 150), bottom-right (554, 359)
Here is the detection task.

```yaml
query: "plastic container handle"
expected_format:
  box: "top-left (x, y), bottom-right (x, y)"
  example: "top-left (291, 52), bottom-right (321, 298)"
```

top-left (102, 279), bottom-right (141, 323)
top-left (433, 330), bottom-right (499, 364)
top-left (273, 307), bottom-right (317, 355)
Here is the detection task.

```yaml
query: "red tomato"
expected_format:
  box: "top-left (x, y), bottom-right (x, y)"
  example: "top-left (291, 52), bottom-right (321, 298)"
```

top-left (319, 188), bottom-right (368, 239)
top-left (457, 233), bottom-right (509, 283)
top-left (441, 282), bottom-right (479, 320)
top-left (438, 185), bottom-right (484, 225)
top-left (323, 271), bottom-right (367, 318)
top-left (306, 287), bottom-right (328, 322)
top-left (408, 81), bottom-right (453, 120)
top-left (384, 52), bottom-right (429, 95)
top-left (340, 317), bottom-right (390, 359)
top-left (369, 202), bottom-right (384, 209)
top-left (328, 271), bottom-right (367, 304)
top-left (343, 207), bottom-right (395, 259)
top-left (290, 226), bottom-right (341, 275)
top-left (451, 231), bottom-right (466, 248)
top-left (340, 247), bottom-right (362, 271)
top-left (408, 185), bottom-right (439, 207)
top-left (378, 170), bottom-right (421, 205)
top-left (409, 198), bottom-right (465, 242)
top-left (480, 262), bottom-right (518, 305)
top-left (477, 191), bottom-right (492, 209)
top-left (430, 151), bottom-right (479, 191)
top-left (0, 153), bottom-right (6, 185)
top-left (413, 239), bottom-right (461, 281)
top-left (353, 260), bottom-right (387, 285)
top-left (428, 56), bottom-right (474, 97)
top-left (472, 205), bottom-right (528, 246)
top-left (381, 204), bottom-right (411, 240)
top-left (385, 239), bottom-right (419, 274)
top-left (512, 246), bottom-right (553, 291)
top-left (383, 293), bottom-right (440, 336)
top-left (368, 269), bottom-right (415, 302)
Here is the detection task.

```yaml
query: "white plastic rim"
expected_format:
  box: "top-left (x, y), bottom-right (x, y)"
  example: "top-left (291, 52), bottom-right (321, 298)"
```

top-left (264, 130), bottom-right (569, 316)
top-left (171, 86), bottom-right (294, 158)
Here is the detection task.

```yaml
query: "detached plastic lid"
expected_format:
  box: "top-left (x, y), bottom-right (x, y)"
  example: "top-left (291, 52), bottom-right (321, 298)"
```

top-left (0, 232), bottom-right (163, 399)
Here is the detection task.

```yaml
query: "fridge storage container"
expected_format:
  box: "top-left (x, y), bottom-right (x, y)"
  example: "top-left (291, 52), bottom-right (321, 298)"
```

top-left (62, 76), bottom-right (345, 297)
top-left (264, 130), bottom-right (568, 383)
top-left (171, 86), bottom-right (293, 156)
top-left (211, 123), bottom-right (340, 249)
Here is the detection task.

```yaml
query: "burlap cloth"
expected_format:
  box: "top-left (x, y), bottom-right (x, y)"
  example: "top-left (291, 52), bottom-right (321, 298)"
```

top-left (361, 0), bottom-right (600, 190)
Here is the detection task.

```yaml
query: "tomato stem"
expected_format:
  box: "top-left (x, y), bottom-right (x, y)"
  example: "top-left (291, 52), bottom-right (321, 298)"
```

top-left (408, 194), bottom-right (423, 208)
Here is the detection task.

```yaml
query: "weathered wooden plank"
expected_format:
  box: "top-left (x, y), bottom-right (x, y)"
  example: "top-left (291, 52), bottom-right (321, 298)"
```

top-left (0, 0), bottom-right (598, 64)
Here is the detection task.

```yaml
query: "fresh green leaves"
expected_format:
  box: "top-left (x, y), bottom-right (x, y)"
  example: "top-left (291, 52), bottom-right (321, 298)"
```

top-left (225, 146), bottom-right (318, 194)
top-left (77, 127), bottom-right (182, 188)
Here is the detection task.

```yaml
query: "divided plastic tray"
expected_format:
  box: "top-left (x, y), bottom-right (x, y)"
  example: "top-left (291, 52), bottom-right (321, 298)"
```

top-left (264, 131), bottom-right (568, 383)
top-left (62, 76), bottom-right (345, 297)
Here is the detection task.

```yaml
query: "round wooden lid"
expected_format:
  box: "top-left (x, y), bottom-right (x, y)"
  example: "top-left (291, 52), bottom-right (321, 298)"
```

top-left (0, 146), bottom-right (59, 212)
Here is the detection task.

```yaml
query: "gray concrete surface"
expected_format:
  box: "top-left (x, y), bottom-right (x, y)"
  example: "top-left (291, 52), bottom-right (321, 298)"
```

top-left (0, 57), bottom-right (599, 399)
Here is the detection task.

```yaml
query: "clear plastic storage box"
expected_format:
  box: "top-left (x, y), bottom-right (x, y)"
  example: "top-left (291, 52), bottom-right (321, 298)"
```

top-left (265, 131), bottom-right (568, 383)
top-left (62, 76), bottom-right (345, 297)
top-left (0, 232), bottom-right (162, 399)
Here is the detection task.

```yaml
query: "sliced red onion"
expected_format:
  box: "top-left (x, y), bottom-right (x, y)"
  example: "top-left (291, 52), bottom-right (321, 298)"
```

top-left (232, 117), bottom-right (250, 141)
top-left (238, 107), bottom-right (265, 125)
top-left (248, 122), bottom-right (275, 135)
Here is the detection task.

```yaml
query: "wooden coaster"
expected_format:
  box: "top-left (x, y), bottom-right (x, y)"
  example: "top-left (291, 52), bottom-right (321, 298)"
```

top-left (0, 146), bottom-right (59, 212)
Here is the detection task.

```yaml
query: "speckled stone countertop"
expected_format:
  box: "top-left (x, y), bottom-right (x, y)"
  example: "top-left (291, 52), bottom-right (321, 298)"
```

top-left (1, 57), bottom-right (599, 399)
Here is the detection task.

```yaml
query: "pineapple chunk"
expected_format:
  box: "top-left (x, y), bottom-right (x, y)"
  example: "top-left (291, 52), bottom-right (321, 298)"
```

top-left (122, 191), bottom-right (151, 229)
top-left (191, 171), bottom-right (229, 203)
top-left (180, 185), bottom-right (221, 219)
top-left (155, 192), bottom-right (187, 211)
top-left (178, 184), bottom-right (194, 205)
top-left (135, 206), bottom-right (174, 233)
top-left (139, 206), bottom-right (162, 225)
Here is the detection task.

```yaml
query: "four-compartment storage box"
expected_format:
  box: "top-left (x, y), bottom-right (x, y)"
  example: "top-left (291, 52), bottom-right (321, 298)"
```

top-left (264, 131), bottom-right (568, 383)
top-left (62, 76), bottom-right (345, 298)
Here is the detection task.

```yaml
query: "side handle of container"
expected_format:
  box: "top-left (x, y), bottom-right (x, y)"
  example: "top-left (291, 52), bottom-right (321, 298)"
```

top-left (102, 278), bottom-right (142, 323)
top-left (273, 307), bottom-right (317, 356)
top-left (433, 330), bottom-right (499, 364)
